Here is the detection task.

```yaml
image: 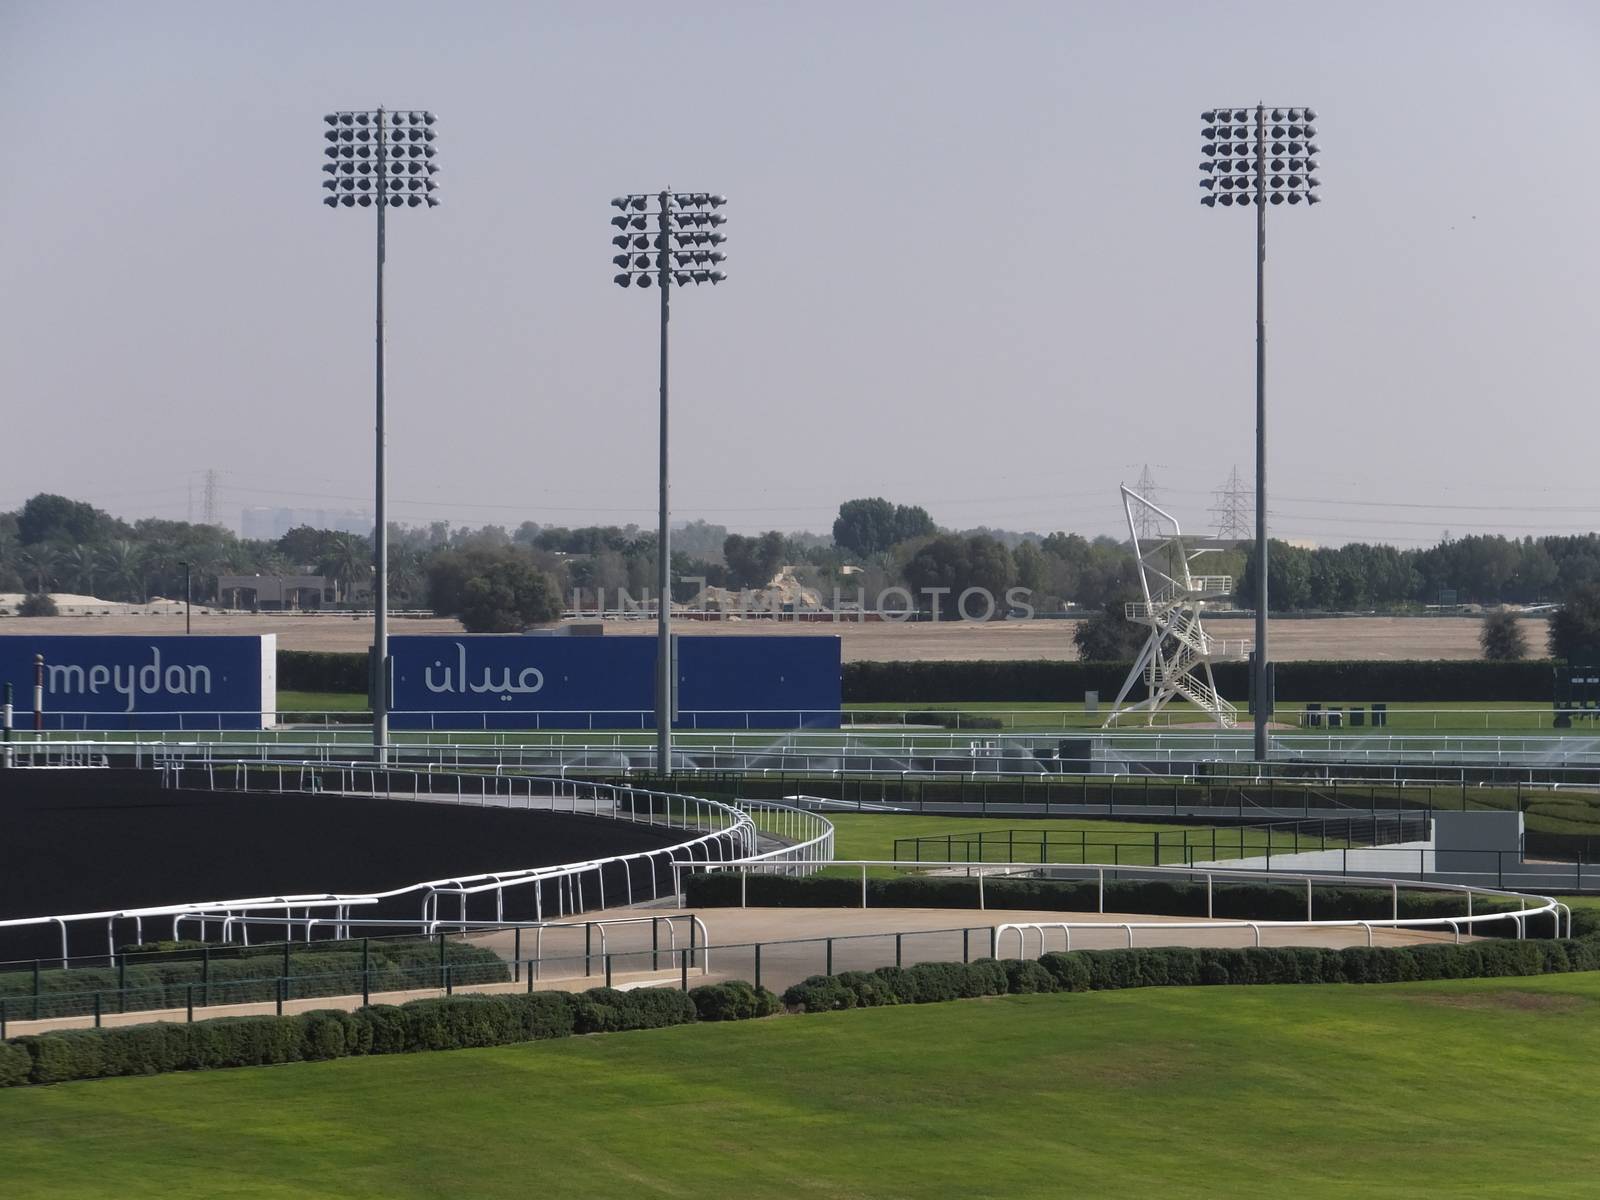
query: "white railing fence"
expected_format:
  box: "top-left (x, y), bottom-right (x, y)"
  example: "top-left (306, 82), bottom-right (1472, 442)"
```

top-left (678, 857), bottom-right (1570, 945)
top-left (1, 767), bottom-right (767, 964)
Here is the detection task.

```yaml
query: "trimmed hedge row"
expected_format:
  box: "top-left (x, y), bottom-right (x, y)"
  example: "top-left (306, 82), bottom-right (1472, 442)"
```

top-left (280, 649), bottom-right (369, 694)
top-left (843, 658), bottom-right (1553, 703)
top-left (781, 936), bottom-right (1600, 1012)
top-left (2, 981), bottom-right (778, 1087)
top-left (683, 873), bottom-right (1596, 938)
top-left (690, 979), bottom-right (783, 1021)
top-left (0, 940), bottom-right (510, 1022)
top-left (279, 652), bottom-right (1554, 704)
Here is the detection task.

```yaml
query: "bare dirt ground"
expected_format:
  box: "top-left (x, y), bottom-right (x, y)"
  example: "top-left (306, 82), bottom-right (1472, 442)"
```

top-left (0, 610), bottom-right (1550, 662)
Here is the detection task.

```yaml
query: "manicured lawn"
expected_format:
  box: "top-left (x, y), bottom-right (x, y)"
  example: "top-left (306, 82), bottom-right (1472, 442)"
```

top-left (278, 690), bottom-right (366, 712)
top-left (824, 812), bottom-right (1316, 866)
top-left (5, 973), bottom-right (1600, 1198)
top-left (273, 693), bottom-right (1578, 736)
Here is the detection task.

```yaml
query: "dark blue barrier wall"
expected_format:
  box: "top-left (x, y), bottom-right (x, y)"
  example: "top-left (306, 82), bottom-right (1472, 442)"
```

top-left (0, 635), bottom-right (274, 730)
top-left (390, 634), bottom-right (840, 730)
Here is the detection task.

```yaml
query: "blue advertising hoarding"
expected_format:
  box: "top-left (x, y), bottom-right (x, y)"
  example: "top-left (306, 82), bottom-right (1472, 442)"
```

top-left (0, 635), bottom-right (276, 730)
top-left (390, 634), bottom-right (840, 730)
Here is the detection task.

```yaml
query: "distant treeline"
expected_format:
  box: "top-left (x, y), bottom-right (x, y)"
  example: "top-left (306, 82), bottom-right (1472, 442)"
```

top-left (5, 492), bottom-right (1599, 623)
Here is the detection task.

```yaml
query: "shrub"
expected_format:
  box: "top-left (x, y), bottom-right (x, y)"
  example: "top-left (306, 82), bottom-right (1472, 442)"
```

top-left (278, 650), bottom-right (367, 693)
top-left (870, 967), bottom-right (919, 1005)
top-left (182, 1016), bottom-right (305, 1070)
top-left (0, 1041), bottom-right (31, 1086)
top-left (301, 1010), bottom-right (360, 1060)
top-left (18, 593), bottom-right (58, 617)
top-left (1037, 952), bottom-right (1092, 993)
top-left (782, 974), bottom-right (857, 1013)
top-left (357, 1004), bottom-right (412, 1054)
top-left (515, 991), bottom-right (578, 1040)
top-left (690, 980), bottom-right (781, 1021)
top-left (1000, 959), bottom-right (1058, 994)
top-left (832, 971), bottom-right (901, 1009)
top-left (18, 1030), bottom-right (109, 1084)
top-left (1080, 950), bottom-right (1144, 991)
top-left (401, 995), bottom-right (526, 1050)
top-left (572, 987), bottom-right (696, 1034)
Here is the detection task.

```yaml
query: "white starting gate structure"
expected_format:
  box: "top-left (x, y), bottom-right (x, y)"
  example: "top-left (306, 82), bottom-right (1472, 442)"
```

top-left (1104, 487), bottom-right (1246, 729)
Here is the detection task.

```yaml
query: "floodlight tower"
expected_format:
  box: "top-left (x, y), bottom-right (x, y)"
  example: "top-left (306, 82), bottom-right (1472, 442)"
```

top-left (322, 108), bottom-right (439, 764)
top-left (610, 191), bottom-right (728, 776)
top-left (1198, 104), bottom-right (1321, 762)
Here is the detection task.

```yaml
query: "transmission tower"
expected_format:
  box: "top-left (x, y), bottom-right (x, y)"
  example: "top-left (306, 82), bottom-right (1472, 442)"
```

top-left (1132, 465), bottom-right (1161, 542)
top-left (202, 469), bottom-right (219, 526)
top-left (1210, 465), bottom-right (1252, 540)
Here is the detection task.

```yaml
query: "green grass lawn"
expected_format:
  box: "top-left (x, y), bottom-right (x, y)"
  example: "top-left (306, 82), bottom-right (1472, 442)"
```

top-left (278, 690), bottom-right (366, 712)
top-left (275, 693), bottom-right (1584, 737)
top-left (5, 973), bottom-right (1599, 1198)
top-left (824, 812), bottom-right (1320, 866)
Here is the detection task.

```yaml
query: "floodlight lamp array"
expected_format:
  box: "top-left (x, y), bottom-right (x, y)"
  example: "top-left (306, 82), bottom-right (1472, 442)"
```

top-left (322, 110), bottom-right (439, 208)
top-left (609, 192), bottom-right (729, 288)
top-left (1199, 105), bottom-right (1321, 208)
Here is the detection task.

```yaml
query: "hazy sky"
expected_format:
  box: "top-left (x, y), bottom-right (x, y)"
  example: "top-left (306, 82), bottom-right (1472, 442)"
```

top-left (2, 1), bottom-right (1597, 546)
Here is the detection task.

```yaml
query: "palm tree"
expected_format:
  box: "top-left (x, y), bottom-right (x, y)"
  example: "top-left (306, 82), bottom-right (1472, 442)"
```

top-left (99, 541), bottom-right (145, 602)
top-left (0, 531), bottom-right (20, 591)
top-left (143, 540), bottom-right (180, 601)
top-left (17, 544), bottom-right (58, 594)
top-left (64, 544), bottom-right (100, 597)
top-left (320, 535), bottom-right (371, 603)
top-left (389, 548), bottom-right (423, 606)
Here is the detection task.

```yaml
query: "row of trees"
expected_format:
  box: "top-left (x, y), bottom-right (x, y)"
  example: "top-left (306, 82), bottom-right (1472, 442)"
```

top-left (1236, 534), bottom-right (1600, 612)
top-left (7, 491), bottom-right (1600, 645)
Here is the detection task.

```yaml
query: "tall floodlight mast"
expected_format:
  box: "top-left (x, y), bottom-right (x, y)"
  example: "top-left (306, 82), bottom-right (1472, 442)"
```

top-left (322, 108), bottom-right (439, 764)
top-left (1104, 488), bottom-right (1246, 730)
top-left (1199, 104), bottom-right (1321, 760)
top-left (610, 191), bottom-right (728, 776)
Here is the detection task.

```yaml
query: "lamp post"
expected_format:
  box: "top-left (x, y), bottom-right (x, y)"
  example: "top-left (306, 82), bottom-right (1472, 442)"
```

top-left (322, 107), bottom-right (439, 764)
top-left (1198, 104), bottom-right (1321, 762)
top-left (610, 191), bottom-right (728, 776)
top-left (178, 561), bottom-right (192, 635)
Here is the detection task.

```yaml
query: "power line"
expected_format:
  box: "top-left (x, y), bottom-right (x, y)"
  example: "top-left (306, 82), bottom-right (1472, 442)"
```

top-left (1132, 465), bottom-right (1161, 541)
top-left (1210, 465), bottom-right (1251, 539)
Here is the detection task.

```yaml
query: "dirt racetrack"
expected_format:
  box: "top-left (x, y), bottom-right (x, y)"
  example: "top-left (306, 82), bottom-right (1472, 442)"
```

top-left (0, 610), bottom-right (1551, 662)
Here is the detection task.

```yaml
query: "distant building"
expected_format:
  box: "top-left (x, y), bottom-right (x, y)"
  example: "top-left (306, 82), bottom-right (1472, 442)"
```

top-left (240, 506), bottom-right (372, 541)
top-left (216, 574), bottom-right (339, 610)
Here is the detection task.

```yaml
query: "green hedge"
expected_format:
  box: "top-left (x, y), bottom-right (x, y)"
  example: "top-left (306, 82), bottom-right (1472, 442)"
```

top-left (683, 873), bottom-right (1591, 938)
top-left (0, 1041), bottom-right (31, 1087)
top-left (842, 658), bottom-right (1553, 703)
top-left (689, 980), bottom-right (783, 1021)
top-left (780, 935), bottom-right (1600, 1012)
top-left (0, 939), bottom-right (510, 1022)
top-left (2, 983), bottom-right (779, 1087)
top-left (279, 650), bottom-right (368, 694)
